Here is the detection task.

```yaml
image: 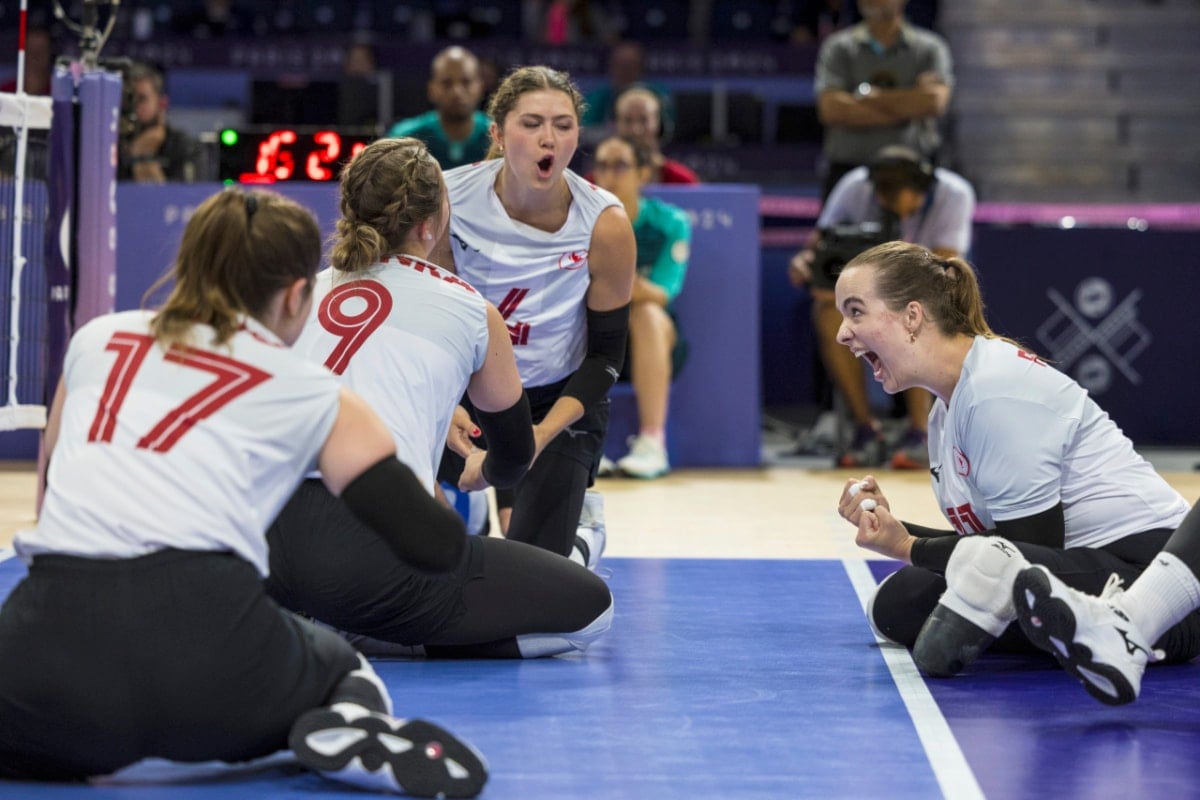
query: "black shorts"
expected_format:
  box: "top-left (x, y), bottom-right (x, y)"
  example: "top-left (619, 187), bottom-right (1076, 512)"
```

top-left (0, 549), bottom-right (358, 780)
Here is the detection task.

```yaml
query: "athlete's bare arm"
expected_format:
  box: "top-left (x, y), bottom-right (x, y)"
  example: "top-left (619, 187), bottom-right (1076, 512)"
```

top-left (318, 387), bottom-right (398, 496)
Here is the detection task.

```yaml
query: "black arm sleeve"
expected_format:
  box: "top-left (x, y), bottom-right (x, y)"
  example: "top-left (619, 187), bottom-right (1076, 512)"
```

top-left (436, 446), bottom-right (465, 485)
top-left (561, 304), bottom-right (630, 410)
top-left (910, 503), bottom-right (1066, 573)
top-left (340, 456), bottom-right (467, 574)
top-left (476, 392), bottom-right (534, 489)
top-left (993, 502), bottom-right (1066, 549)
top-left (904, 522), bottom-right (957, 538)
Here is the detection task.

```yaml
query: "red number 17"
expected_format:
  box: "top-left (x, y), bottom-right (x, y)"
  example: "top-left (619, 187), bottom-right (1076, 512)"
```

top-left (88, 332), bottom-right (271, 452)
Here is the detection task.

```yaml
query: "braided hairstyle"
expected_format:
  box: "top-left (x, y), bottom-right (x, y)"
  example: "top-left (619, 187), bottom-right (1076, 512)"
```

top-left (149, 188), bottom-right (321, 347)
top-left (329, 137), bottom-right (445, 273)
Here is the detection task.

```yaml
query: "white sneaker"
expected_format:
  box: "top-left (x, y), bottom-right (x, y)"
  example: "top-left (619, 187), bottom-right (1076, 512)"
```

top-left (572, 490), bottom-right (606, 571)
top-left (912, 536), bottom-right (1028, 677)
top-left (1013, 566), bottom-right (1163, 705)
top-left (290, 703), bottom-right (488, 797)
top-left (616, 435), bottom-right (669, 479)
top-left (597, 455), bottom-right (616, 477)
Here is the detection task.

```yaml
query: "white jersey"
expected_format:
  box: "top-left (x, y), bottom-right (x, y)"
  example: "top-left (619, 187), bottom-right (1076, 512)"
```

top-left (293, 256), bottom-right (490, 493)
top-left (18, 310), bottom-right (340, 576)
top-left (927, 336), bottom-right (1189, 547)
top-left (444, 159), bottom-right (621, 387)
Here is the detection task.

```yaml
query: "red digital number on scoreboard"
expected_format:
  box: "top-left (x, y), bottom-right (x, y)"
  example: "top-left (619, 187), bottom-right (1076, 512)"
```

top-left (237, 130), bottom-right (368, 184)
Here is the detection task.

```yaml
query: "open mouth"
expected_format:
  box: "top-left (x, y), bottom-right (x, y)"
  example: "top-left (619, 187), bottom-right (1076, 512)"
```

top-left (537, 154), bottom-right (554, 176)
top-left (858, 350), bottom-right (884, 380)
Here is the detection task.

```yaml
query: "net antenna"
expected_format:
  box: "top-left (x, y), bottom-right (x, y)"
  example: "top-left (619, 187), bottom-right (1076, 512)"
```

top-left (0, 0), bottom-right (53, 430)
top-left (53, 0), bottom-right (122, 71)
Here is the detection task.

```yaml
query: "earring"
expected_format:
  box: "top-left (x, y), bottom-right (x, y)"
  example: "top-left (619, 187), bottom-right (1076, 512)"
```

top-left (909, 331), bottom-right (917, 343)
top-left (423, 232), bottom-right (433, 241)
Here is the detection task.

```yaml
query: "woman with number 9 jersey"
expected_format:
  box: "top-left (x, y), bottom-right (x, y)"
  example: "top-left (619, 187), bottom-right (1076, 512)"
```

top-left (265, 137), bottom-right (614, 659)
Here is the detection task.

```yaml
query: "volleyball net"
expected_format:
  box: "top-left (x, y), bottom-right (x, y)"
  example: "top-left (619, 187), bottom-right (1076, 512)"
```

top-left (0, 90), bottom-right (53, 432)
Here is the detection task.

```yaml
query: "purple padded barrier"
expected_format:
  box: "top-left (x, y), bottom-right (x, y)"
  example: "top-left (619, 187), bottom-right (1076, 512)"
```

top-left (606, 184), bottom-right (763, 468)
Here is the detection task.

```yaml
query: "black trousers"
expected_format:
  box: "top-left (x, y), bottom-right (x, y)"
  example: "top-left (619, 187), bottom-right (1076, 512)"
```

top-left (480, 379), bottom-right (610, 557)
top-left (266, 478), bottom-right (612, 657)
top-left (0, 549), bottom-right (358, 780)
top-left (873, 530), bottom-right (1200, 663)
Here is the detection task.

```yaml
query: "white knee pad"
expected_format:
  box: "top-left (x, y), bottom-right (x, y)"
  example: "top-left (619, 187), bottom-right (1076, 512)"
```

top-left (942, 536), bottom-right (1028, 636)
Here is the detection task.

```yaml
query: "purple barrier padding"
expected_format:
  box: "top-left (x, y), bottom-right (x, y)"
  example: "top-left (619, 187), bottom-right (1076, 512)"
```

top-left (113, 183), bottom-right (342, 312)
top-left (973, 226), bottom-right (1200, 445)
top-left (762, 225), bottom-right (1200, 445)
top-left (74, 70), bottom-right (121, 328)
top-left (45, 67), bottom-right (75, 403)
top-left (641, 185), bottom-right (763, 467)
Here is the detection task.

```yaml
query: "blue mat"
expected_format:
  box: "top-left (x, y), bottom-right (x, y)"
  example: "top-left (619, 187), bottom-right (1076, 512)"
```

top-left (0, 554), bottom-right (1196, 799)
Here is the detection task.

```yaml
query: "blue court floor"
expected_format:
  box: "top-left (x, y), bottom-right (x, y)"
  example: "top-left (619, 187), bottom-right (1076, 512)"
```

top-left (0, 554), bottom-right (1197, 799)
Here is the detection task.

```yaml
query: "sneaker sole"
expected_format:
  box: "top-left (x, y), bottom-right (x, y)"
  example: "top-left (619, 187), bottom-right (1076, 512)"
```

top-left (290, 711), bottom-right (488, 798)
top-left (1012, 568), bottom-right (1137, 706)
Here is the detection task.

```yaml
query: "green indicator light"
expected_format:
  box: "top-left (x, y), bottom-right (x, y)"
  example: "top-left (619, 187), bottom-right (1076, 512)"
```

top-left (220, 129), bottom-right (239, 147)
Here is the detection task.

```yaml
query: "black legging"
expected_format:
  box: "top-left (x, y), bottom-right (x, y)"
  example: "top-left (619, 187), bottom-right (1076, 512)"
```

top-left (871, 530), bottom-right (1200, 663)
top-left (266, 479), bottom-right (611, 658)
top-left (0, 550), bottom-right (358, 780)
top-left (475, 379), bottom-right (610, 557)
top-left (1164, 502), bottom-right (1200, 575)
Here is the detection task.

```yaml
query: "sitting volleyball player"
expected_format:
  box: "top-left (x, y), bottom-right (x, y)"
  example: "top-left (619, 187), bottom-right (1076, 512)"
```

top-left (0, 188), bottom-right (486, 796)
top-left (832, 241), bottom-right (1200, 681)
top-left (266, 137), bottom-right (614, 659)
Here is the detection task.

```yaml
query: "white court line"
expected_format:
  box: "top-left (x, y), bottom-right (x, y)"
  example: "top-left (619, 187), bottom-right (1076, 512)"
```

top-left (843, 558), bottom-right (985, 800)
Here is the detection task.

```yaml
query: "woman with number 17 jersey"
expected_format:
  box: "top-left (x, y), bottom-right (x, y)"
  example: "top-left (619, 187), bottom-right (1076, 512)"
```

top-left (0, 188), bottom-right (487, 796)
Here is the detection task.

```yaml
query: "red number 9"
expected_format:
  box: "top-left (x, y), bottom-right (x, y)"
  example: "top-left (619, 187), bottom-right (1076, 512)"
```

top-left (318, 281), bottom-right (394, 374)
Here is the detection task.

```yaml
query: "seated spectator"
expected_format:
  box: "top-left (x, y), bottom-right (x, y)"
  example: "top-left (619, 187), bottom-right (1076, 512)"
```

top-left (386, 46), bottom-right (490, 170)
top-left (613, 86), bottom-right (699, 185)
top-left (527, 0), bottom-right (612, 44)
top-left (591, 135), bottom-right (691, 479)
top-left (117, 63), bottom-right (202, 184)
top-left (581, 40), bottom-right (673, 137)
top-left (787, 145), bottom-right (974, 469)
top-left (338, 39), bottom-right (381, 128)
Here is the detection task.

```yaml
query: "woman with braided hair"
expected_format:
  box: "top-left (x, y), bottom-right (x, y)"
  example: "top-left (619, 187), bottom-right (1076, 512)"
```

top-left (831, 241), bottom-right (1200, 683)
top-left (265, 137), bottom-right (614, 659)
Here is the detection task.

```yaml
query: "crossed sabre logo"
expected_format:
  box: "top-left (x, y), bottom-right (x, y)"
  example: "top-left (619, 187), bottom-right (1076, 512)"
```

top-left (1035, 278), bottom-right (1150, 393)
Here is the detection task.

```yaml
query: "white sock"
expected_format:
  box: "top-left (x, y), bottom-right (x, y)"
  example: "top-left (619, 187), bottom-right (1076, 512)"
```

top-left (1122, 551), bottom-right (1200, 644)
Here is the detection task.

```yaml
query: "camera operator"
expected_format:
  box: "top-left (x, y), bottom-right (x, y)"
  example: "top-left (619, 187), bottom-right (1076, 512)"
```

top-left (788, 144), bottom-right (975, 469)
top-left (117, 62), bottom-right (201, 183)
